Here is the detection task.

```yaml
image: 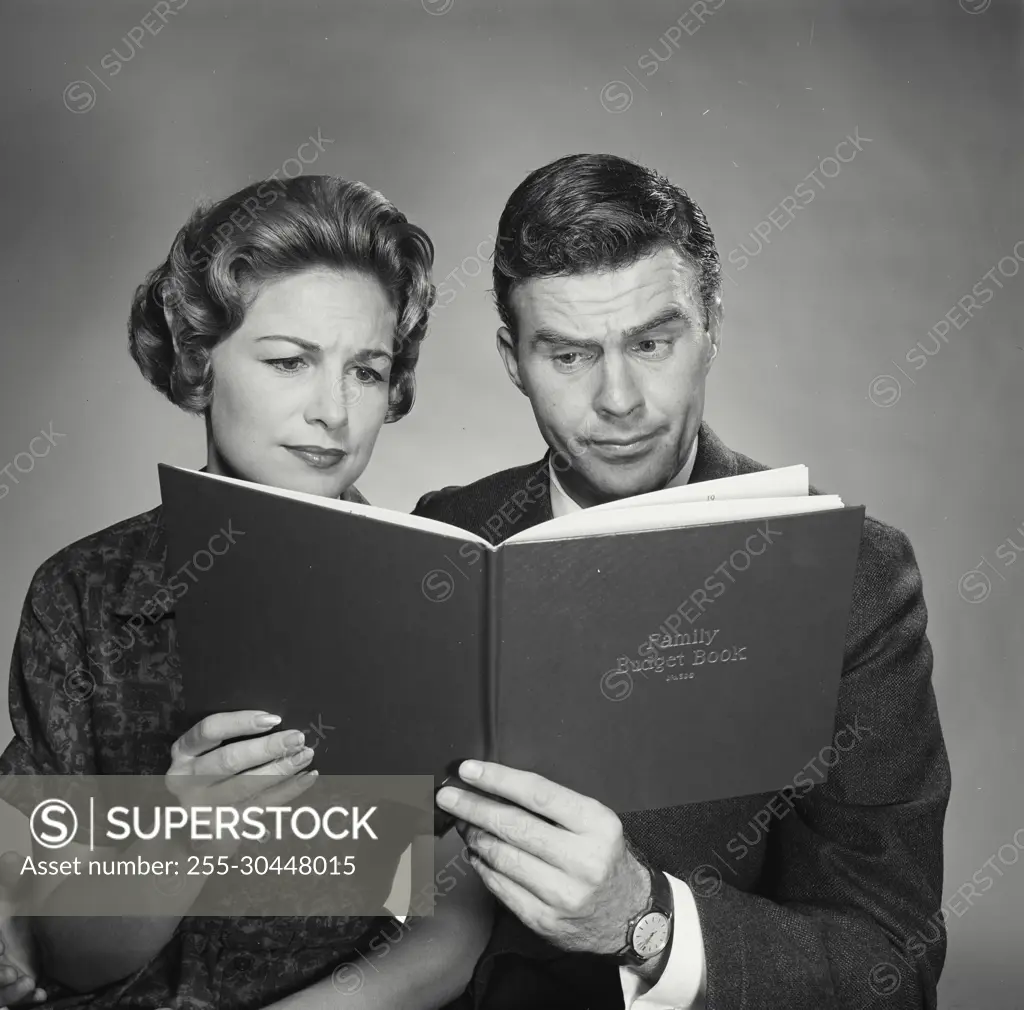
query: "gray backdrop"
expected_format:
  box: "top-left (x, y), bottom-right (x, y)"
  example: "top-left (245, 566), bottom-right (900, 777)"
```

top-left (0, 2), bottom-right (1021, 1007)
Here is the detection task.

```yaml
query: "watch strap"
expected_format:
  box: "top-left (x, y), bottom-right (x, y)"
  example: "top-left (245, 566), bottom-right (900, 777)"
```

top-left (614, 864), bottom-right (673, 965)
top-left (647, 866), bottom-right (673, 917)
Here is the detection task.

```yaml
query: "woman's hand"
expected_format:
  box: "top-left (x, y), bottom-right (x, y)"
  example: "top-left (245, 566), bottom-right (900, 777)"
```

top-left (0, 853), bottom-right (45, 1007)
top-left (0, 929), bottom-right (44, 1008)
top-left (166, 710), bottom-right (317, 854)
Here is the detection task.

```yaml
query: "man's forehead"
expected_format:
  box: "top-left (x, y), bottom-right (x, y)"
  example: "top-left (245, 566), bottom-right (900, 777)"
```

top-left (509, 247), bottom-right (702, 334)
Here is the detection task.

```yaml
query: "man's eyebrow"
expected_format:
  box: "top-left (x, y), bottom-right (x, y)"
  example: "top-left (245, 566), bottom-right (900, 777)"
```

top-left (620, 306), bottom-right (695, 339)
top-left (530, 306), bottom-right (696, 348)
top-left (530, 330), bottom-right (603, 350)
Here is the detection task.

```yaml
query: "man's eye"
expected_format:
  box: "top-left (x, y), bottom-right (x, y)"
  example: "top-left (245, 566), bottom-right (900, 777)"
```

top-left (634, 338), bottom-right (671, 357)
top-left (266, 357), bottom-right (307, 373)
top-left (553, 350), bottom-right (592, 370)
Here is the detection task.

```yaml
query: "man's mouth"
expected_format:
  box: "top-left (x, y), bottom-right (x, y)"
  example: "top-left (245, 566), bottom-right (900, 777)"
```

top-left (587, 432), bottom-right (659, 457)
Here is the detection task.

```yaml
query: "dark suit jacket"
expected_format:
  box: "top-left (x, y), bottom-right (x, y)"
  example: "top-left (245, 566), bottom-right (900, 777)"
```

top-left (413, 423), bottom-right (951, 1010)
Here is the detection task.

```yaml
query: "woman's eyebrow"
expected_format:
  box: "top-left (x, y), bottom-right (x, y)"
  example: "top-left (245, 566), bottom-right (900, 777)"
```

top-left (255, 334), bottom-right (323, 352)
top-left (354, 348), bottom-right (394, 365)
top-left (254, 336), bottom-right (392, 365)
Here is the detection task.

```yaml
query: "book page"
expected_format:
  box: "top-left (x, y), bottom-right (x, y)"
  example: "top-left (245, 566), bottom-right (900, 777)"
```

top-left (160, 465), bottom-right (493, 546)
top-left (504, 495), bottom-right (845, 545)
top-left (585, 465), bottom-right (809, 513)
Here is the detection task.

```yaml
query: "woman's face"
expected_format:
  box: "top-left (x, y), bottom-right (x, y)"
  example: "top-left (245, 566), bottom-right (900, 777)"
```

top-left (205, 267), bottom-right (398, 497)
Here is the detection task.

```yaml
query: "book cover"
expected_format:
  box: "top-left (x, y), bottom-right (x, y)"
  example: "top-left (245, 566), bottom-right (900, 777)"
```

top-left (160, 464), bottom-right (864, 812)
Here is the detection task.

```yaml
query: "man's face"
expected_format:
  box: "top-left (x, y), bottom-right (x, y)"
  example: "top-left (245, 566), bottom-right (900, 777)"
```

top-left (498, 246), bottom-right (720, 507)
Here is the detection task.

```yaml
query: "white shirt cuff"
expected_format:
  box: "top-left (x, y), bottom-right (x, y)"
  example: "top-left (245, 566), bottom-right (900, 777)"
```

top-left (618, 873), bottom-right (707, 1009)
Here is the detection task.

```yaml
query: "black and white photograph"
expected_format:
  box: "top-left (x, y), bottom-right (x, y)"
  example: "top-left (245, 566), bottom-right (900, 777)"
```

top-left (0, 1), bottom-right (1020, 1008)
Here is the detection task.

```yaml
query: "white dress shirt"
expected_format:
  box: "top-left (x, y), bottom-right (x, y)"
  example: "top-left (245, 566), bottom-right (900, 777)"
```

top-left (548, 436), bottom-right (707, 1009)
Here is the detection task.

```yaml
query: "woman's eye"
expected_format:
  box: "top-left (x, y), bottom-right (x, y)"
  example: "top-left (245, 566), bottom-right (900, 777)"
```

top-left (354, 366), bottom-right (384, 384)
top-left (266, 357), bottom-right (307, 373)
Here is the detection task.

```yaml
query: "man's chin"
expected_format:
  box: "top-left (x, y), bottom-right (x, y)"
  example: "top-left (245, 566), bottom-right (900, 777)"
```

top-left (576, 461), bottom-right (672, 505)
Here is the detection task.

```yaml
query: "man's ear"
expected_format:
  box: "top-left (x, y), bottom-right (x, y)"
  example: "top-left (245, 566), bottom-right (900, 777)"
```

top-left (704, 297), bottom-right (723, 370)
top-left (496, 326), bottom-right (527, 395)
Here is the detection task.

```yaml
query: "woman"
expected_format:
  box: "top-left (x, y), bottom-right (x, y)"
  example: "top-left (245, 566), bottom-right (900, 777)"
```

top-left (0, 175), bottom-right (492, 1009)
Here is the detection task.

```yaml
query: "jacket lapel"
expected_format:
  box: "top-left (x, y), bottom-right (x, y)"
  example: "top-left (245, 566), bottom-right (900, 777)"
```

top-left (688, 421), bottom-right (739, 485)
top-left (523, 461), bottom-right (553, 528)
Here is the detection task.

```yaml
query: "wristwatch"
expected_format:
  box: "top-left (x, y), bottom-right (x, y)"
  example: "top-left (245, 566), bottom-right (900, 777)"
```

top-left (614, 864), bottom-right (674, 965)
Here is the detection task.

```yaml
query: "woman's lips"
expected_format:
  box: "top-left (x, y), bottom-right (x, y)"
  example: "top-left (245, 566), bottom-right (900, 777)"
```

top-left (284, 445), bottom-right (348, 470)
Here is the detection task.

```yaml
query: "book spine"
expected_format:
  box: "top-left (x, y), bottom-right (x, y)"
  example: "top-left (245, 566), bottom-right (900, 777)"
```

top-left (483, 547), bottom-right (502, 763)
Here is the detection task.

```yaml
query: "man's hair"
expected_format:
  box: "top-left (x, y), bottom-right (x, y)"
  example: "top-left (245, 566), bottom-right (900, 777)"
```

top-left (129, 175), bottom-right (435, 422)
top-left (492, 153), bottom-right (721, 335)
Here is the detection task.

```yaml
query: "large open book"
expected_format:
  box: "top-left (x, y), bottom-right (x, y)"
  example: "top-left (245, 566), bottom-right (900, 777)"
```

top-left (159, 463), bottom-right (865, 812)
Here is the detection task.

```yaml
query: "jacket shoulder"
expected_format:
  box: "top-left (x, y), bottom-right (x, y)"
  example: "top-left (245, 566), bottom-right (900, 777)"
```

top-left (24, 506), bottom-right (162, 624)
top-left (413, 459), bottom-right (547, 521)
top-left (720, 441), bottom-right (923, 645)
top-left (845, 512), bottom-right (927, 665)
top-left (852, 513), bottom-right (921, 603)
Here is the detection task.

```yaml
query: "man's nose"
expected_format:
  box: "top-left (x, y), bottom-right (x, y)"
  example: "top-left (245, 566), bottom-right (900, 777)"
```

top-left (593, 354), bottom-right (644, 417)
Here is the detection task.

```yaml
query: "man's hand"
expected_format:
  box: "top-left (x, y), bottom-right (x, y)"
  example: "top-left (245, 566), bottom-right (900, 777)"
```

top-left (0, 852), bottom-right (46, 1007)
top-left (435, 760), bottom-right (653, 959)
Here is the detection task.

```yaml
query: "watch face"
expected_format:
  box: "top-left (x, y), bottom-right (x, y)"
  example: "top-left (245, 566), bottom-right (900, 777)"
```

top-left (632, 912), bottom-right (670, 958)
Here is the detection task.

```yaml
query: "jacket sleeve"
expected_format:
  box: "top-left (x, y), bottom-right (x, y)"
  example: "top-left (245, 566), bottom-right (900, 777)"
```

top-left (1, 565), bottom-right (98, 776)
top-left (688, 519), bottom-right (950, 1010)
top-left (0, 564), bottom-right (101, 830)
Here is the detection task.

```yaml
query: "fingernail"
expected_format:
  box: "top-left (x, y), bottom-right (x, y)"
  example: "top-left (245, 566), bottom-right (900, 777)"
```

top-left (283, 730), bottom-right (305, 750)
top-left (290, 747), bottom-right (313, 766)
top-left (460, 760), bottom-right (483, 781)
top-left (255, 714), bottom-right (282, 728)
top-left (436, 787), bottom-right (459, 808)
top-left (301, 769), bottom-right (319, 781)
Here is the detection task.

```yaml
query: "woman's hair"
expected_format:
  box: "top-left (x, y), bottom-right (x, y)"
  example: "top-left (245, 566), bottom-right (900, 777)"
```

top-left (129, 175), bottom-right (435, 422)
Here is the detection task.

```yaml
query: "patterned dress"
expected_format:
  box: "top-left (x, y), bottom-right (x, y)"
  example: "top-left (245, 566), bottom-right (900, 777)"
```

top-left (0, 489), bottom-right (426, 1009)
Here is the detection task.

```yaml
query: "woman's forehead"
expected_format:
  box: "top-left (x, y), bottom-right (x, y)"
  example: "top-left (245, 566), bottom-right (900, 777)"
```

top-left (238, 269), bottom-right (398, 346)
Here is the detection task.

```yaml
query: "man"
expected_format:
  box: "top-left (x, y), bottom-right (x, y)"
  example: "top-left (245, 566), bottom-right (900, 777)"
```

top-left (418, 153), bottom-right (950, 1009)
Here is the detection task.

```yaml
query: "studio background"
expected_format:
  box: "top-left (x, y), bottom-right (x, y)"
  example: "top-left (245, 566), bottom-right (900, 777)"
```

top-left (1, 1), bottom-right (1021, 1006)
